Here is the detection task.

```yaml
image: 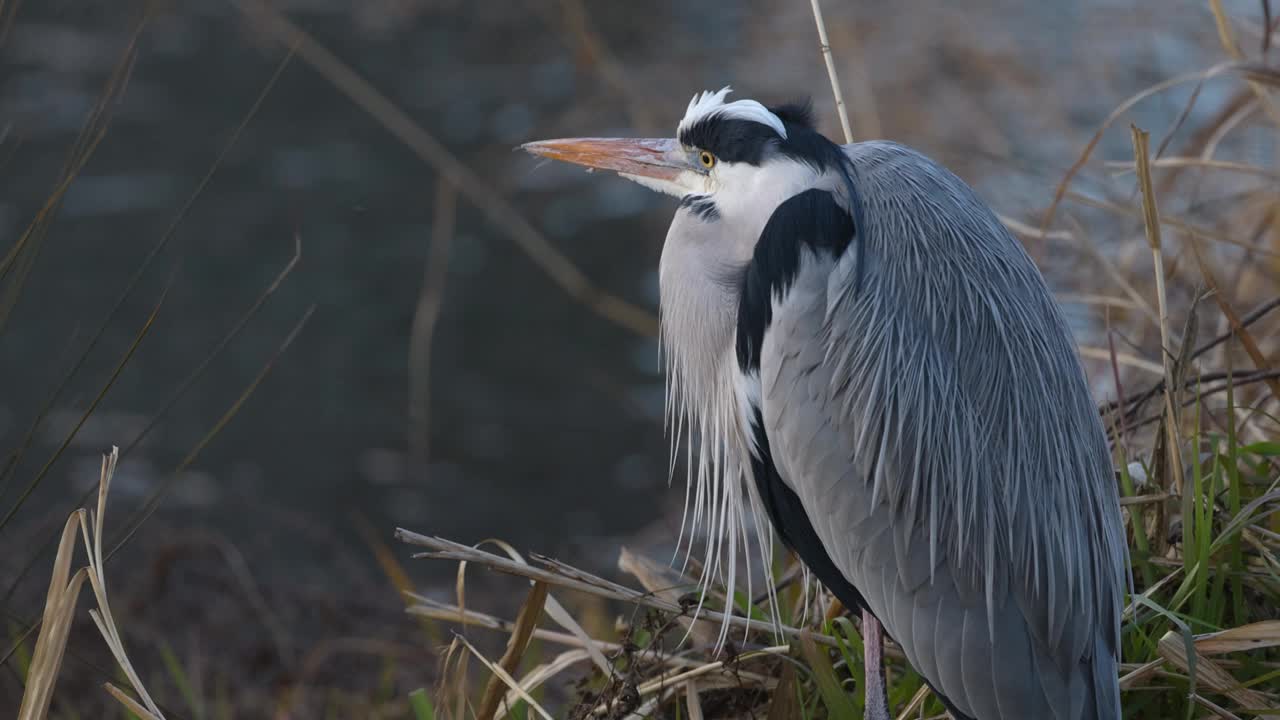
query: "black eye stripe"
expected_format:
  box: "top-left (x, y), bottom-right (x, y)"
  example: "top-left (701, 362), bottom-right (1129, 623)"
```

top-left (678, 115), bottom-right (779, 165)
top-left (677, 104), bottom-right (836, 169)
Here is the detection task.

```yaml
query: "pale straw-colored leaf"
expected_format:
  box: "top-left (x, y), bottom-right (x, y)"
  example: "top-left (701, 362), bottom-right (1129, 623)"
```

top-left (454, 634), bottom-right (555, 720)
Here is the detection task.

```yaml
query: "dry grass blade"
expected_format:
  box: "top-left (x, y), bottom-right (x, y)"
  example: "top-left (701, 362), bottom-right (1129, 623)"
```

top-left (684, 680), bottom-right (706, 720)
top-left (103, 683), bottom-right (163, 720)
top-left (17, 447), bottom-right (167, 720)
top-left (80, 448), bottom-right (166, 718)
top-left (1119, 658), bottom-right (1165, 690)
top-left (1078, 346), bottom-right (1165, 375)
top-left (1194, 621), bottom-right (1280, 655)
top-left (16, 514), bottom-right (88, 720)
top-left (1189, 694), bottom-right (1245, 720)
top-left (454, 634), bottom-right (555, 720)
top-left (1105, 156), bottom-right (1280, 180)
top-left (498, 648), bottom-right (593, 716)
top-left (895, 684), bottom-right (933, 720)
top-left (406, 593), bottom-right (621, 653)
top-left (1156, 630), bottom-right (1278, 713)
top-left (476, 580), bottom-right (549, 720)
top-left (767, 662), bottom-right (802, 720)
top-left (229, 0), bottom-right (658, 338)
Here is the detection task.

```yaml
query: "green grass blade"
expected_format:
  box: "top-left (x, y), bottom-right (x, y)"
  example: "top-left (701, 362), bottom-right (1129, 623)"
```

top-left (798, 631), bottom-right (858, 720)
top-left (409, 688), bottom-right (436, 720)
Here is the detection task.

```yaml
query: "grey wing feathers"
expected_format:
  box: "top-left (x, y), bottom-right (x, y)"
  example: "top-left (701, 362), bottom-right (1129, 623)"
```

top-left (759, 142), bottom-right (1124, 719)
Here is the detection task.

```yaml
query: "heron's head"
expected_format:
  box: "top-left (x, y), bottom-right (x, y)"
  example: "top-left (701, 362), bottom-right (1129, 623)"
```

top-left (522, 87), bottom-right (851, 420)
top-left (521, 87), bottom-right (845, 251)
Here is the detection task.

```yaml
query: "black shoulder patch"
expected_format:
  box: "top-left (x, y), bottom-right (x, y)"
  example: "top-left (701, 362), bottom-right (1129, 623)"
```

top-left (735, 188), bottom-right (854, 372)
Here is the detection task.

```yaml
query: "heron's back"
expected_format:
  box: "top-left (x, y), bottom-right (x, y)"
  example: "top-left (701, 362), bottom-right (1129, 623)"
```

top-left (751, 142), bottom-right (1125, 719)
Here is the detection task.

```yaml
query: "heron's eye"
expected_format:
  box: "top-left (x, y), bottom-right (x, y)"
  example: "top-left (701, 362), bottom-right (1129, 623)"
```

top-left (698, 150), bottom-right (716, 169)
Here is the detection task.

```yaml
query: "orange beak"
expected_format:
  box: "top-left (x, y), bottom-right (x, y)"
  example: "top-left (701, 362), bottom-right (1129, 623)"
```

top-left (519, 137), bottom-right (687, 181)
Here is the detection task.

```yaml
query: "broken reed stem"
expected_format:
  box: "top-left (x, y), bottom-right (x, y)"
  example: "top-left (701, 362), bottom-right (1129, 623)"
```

top-left (1130, 126), bottom-right (1188, 510)
top-left (396, 530), bottom-right (843, 648)
top-left (809, 0), bottom-right (854, 144)
top-left (476, 580), bottom-right (549, 720)
top-left (1130, 127), bottom-right (1174, 392)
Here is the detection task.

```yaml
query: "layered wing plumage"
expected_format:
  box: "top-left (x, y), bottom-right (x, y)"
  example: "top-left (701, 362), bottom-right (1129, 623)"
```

top-left (743, 142), bottom-right (1126, 719)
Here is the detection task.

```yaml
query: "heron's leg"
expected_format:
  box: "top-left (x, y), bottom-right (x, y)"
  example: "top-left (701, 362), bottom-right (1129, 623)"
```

top-left (862, 608), bottom-right (890, 720)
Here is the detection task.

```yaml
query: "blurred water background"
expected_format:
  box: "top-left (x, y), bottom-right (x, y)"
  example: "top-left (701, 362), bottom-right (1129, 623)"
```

top-left (1, 0), bottom-right (1274, 711)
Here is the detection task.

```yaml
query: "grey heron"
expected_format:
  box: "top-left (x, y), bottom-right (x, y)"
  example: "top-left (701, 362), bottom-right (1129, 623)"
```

top-left (522, 88), bottom-right (1126, 720)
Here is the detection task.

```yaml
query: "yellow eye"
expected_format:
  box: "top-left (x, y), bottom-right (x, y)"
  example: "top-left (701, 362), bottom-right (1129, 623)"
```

top-left (698, 150), bottom-right (716, 169)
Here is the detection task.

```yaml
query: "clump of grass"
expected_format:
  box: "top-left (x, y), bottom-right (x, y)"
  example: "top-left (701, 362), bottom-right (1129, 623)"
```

top-left (18, 447), bottom-right (167, 720)
top-left (396, 356), bottom-right (1280, 717)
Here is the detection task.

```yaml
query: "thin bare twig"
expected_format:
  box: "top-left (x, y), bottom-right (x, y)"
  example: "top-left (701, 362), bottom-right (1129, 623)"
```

top-left (809, 0), bottom-right (853, 144)
top-left (396, 530), bottom-right (841, 648)
top-left (408, 182), bottom-right (456, 462)
top-left (1187, 240), bottom-right (1280, 404)
top-left (229, 0), bottom-right (658, 337)
top-left (1041, 62), bottom-right (1277, 236)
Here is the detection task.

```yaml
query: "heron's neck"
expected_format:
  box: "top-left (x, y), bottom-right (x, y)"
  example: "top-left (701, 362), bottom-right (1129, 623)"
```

top-left (658, 220), bottom-right (771, 647)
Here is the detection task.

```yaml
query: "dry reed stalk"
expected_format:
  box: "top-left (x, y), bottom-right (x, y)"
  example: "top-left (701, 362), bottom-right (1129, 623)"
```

top-left (476, 580), bottom-right (549, 720)
top-left (808, 0), bottom-right (853, 144)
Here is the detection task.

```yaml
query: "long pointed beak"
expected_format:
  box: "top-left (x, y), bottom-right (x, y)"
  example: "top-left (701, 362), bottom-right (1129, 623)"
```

top-left (519, 137), bottom-right (686, 181)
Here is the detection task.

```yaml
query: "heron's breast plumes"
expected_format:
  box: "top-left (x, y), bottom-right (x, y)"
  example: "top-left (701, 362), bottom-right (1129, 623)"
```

top-left (658, 219), bottom-right (780, 646)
